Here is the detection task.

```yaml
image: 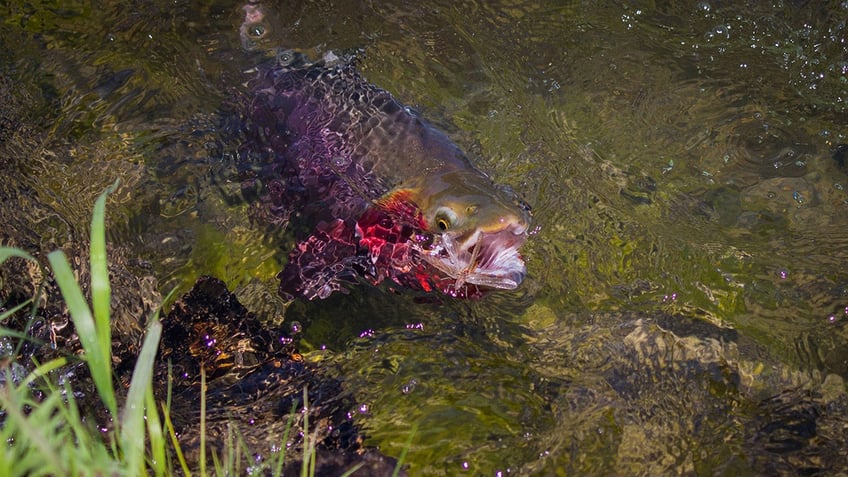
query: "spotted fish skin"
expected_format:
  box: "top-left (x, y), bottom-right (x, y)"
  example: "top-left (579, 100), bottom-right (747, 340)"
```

top-left (246, 52), bottom-right (472, 214)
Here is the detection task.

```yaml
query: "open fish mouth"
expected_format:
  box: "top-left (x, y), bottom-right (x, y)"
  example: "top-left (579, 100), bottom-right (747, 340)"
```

top-left (417, 223), bottom-right (528, 290)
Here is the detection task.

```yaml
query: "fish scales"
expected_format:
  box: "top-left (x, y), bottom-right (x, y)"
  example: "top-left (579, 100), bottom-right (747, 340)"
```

top-left (242, 51), bottom-right (531, 300)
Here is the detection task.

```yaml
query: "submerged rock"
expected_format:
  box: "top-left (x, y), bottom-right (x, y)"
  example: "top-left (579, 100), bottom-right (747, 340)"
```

top-left (156, 276), bottom-right (403, 475)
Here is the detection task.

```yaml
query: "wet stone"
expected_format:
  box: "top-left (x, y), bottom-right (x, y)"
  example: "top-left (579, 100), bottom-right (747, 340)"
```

top-left (738, 177), bottom-right (825, 229)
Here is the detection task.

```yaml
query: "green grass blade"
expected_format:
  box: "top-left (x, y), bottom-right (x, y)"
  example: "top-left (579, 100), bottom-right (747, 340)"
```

top-left (340, 462), bottom-right (365, 477)
top-left (47, 249), bottom-right (117, 417)
top-left (145, 385), bottom-right (167, 477)
top-left (212, 449), bottom-right (224, 476)
top-left (0, 389), bottom-right (66, 474)
top-left (273, 401), bottom-right (298, 477)
top-left (89, 180), bottom-right (118, 366)
top-left (20, 356), bottom-right (68, 388)
top-left (162, 400), bottom-right (192, 477)
top-left (392, 422), bottom-right (418, 477)
top-left (200, 366), bottom-right (207, 477)
top-left (0, 299), bottom-right (33, 322)
top-left (0, 434), bottom-right (10, 475)
top-left (120, 318), bottom-right (162, 477)
top-left (0, 247), bottom-right (36, 264)
top-left (162, 361), bottom-right (193, 477)
top-left (301, 387), bottom-right (308, 477)
top-left (0, 248), bottom-right (47, 350)
top-left (58, 381), bottom-right (92, 468)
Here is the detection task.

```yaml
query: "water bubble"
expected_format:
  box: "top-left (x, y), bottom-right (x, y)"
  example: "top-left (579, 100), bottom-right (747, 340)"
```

top-left (792, 191), bottom-right (805, 204)
top-left (662, 292), bottom-right (678, 303)
top-left (713, 24), bottom-right (730, 38)
top-left (290, 321), bottom-right (302, 334)
top-left (401, 378), bottom-right (418, 394)
top-left (696, 1), bottom-right (711, 13)
top-left (248, 24), bottom-right (265, 38)
top-left (332, 156), bottom-right (350, 168)
top-left (277, 50), bottom-right (296, 66)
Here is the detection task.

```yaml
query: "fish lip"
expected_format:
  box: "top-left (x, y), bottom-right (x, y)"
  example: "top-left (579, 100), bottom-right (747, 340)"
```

top-left (417, 225), bottom-right (528, 290)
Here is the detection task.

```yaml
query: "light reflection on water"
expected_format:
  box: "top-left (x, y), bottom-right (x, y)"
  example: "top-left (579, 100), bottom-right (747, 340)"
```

top-left (2, 0), bottom-right (848, 474)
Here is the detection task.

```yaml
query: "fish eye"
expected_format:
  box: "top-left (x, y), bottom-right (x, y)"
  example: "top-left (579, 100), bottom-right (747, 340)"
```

top-left (434, 206), bottom-right (458, 232)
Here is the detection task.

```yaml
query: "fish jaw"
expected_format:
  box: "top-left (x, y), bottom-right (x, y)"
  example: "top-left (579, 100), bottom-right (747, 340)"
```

top-left (417, 220), bottom-right (528, 292)
top-left (404, 169), bottom-right (531, 292)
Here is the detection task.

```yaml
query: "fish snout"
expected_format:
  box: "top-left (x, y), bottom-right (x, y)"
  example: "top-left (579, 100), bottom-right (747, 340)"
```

top-left (497, 211), bottom-right (530, 237)
top-left (511, 217), bottom-right (529, 236)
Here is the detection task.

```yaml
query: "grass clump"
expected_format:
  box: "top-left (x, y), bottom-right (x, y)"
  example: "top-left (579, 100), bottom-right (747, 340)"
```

top-left (0, 180), bottom-right (165, 476)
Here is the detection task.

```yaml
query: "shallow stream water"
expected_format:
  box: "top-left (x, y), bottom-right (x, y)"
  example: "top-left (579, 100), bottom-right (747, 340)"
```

top-left (2, 0), bottom-right (848, 474)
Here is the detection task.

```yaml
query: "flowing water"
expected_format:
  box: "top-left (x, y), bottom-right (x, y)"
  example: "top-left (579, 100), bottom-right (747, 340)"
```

top-left (2, 0), bottom-right (848, 475)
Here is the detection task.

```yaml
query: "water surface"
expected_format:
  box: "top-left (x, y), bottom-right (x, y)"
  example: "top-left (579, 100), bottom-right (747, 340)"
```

top-left (2, 0), bottom-right (847, 474)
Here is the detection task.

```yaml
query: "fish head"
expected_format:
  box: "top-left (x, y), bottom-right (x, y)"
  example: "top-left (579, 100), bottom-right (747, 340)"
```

top-left (382, 169), bottom-right (531, 293)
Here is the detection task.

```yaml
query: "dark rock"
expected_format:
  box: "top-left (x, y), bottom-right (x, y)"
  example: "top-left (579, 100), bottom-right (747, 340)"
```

top-left (156, 276), bottom-right (403, 475)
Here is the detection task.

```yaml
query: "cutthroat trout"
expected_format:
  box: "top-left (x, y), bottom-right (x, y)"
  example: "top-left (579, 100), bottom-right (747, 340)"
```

top-left (240, 6), bottom-right (531, 300)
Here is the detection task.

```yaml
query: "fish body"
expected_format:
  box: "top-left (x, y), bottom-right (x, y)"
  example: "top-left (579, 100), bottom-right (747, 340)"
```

top-left (242, 51), bottom-right (530, 300)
